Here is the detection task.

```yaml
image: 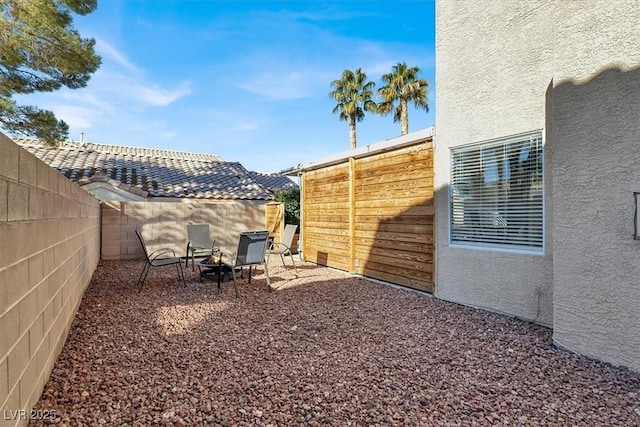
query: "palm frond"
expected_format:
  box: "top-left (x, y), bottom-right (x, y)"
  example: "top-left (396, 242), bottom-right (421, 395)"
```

top-left (328, 67), bottom-right (377, 147)
top-left (376, 62), bottom-right (430, 133)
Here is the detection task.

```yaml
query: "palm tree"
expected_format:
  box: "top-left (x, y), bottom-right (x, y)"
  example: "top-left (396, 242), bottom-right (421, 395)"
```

top-left (377, 62), bottom-right (429, 135)
top-left (329, 68), bottom-right (377, 149)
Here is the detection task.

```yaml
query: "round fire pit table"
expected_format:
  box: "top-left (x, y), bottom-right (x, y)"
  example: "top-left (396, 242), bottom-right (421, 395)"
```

top-left (197, 255), bottom-right (226, 288)
top-left (196, 253), bottom-right (241, 291)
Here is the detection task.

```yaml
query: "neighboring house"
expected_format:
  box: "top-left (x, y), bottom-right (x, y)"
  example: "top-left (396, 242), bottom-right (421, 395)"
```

top-left (14, 138), bottom-right (297, 201)
top-left (13, 137), bottom-right (298, 259)
top-left (435, 1), bottom-right (640, 370)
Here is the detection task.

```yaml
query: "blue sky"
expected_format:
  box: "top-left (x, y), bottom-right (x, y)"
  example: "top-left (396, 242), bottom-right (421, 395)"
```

top-left (17, 0), bottom-right (436, 173)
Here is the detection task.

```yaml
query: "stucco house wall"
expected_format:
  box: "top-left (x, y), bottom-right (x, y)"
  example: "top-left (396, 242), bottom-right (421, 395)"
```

top-left (435, 1), bottom-right (554, 326)
top-left (551, 76), bottom-right (640, 367)
top-left (436, 0), bottom-right (640, 370)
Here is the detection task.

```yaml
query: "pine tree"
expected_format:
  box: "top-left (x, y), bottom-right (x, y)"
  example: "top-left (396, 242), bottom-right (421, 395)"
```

top-left (0, 0), bottom-right (101, 145)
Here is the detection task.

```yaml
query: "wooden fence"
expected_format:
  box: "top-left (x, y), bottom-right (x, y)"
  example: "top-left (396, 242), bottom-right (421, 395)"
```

top-left (301, 133), bottom-right (434, 292)
top-left (265, 202), bottom-right (284, 244)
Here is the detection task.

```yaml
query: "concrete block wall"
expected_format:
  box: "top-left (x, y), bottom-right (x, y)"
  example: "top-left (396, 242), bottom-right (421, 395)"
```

top-left (101, 200), bottom-right (268, 260)
top-left (0, 133), bottom-right (101, 426)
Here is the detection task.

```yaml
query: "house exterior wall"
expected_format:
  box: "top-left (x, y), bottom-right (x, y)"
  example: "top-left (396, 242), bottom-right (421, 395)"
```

top-left (0, 133), bottom-right (101, 425)
top-left (436, 0), bottom-right (640, 370)
top-left (552, 66), bottom-right (640, 371)
top-left (550, 20), bottom-right (640, 369)
top-left (101, 200), bottom-right (269, 260)
top-left (435, 1), bottom-right (554, 326)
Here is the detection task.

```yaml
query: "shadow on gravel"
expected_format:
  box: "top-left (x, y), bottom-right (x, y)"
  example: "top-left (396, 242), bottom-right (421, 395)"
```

top-left (29, 259), bottom-right (640, 426)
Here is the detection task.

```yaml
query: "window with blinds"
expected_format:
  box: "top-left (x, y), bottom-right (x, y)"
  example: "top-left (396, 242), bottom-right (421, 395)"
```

top-left (450, 131), bottom-right (544, 252)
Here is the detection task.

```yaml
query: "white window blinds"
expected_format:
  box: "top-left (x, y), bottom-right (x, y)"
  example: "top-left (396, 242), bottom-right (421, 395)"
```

top-left (450, 131), bottom-right (544, 252)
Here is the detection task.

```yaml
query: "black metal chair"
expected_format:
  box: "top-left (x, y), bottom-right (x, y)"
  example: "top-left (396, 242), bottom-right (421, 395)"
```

top-left (135, 229), bottom-right (186, 292)
top-left (222, 230), bottom-right (271, 298)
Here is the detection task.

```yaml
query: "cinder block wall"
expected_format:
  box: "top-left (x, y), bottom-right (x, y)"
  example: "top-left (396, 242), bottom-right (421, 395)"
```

top-left (101, 200), bottom-right (268, 260)
top-left (0, 133), bottom-right (101, 426)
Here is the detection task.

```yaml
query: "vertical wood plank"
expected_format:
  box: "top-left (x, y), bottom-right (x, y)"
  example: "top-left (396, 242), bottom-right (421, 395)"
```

top-left (349, 157), bottom-right (356, 272)
top-left (265, 202), bottom-right (284, 244)
top-left (301, 172), bottom-right (307, 262)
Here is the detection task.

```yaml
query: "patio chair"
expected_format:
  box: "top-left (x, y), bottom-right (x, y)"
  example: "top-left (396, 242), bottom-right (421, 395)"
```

top-left (185, 224), bottom-right (217, 271)
top-left (267, 224), bottom-right (298, 274)
top-left (222, 230), bottom-right (271, 298)
top-left (136, 229), bottom-right (186, 292)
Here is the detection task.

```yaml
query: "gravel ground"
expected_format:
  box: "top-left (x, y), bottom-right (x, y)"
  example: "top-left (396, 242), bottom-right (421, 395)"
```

top-left (30, 259), bottom-right (640, 426)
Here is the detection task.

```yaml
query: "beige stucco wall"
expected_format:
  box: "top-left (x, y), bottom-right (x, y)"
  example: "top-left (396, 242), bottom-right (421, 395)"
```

top-left (552, 66), bottom-right (640, 370)
top-left (435, 0), bottom-right (640, 370)
top-left (101, 200), bottom-right (268, 261)
top-left (435, 1), bottom-right (554, 326)
top-left (0, 133), bottom-right (101, 426)
top-left (550, 2), bottom-right (640, 369)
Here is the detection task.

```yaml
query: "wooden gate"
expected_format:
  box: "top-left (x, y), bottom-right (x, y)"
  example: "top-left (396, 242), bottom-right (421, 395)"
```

top-left (301, 131), bottom-right (434, 292)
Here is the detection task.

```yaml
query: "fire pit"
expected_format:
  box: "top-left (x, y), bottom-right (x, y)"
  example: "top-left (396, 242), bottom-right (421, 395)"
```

top-left (196, 254), bottom-right (227, 287)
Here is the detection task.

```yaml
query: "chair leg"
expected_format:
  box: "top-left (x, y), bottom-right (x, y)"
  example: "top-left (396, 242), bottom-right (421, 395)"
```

top-left (288, 251), bottom-right (298, 274)
top-left (279, 253), bottom-right (286, 267)
top-left (137, 262), bottom-right (151, 292)
top-left (176, 262), bottom-right (186, 286)
top-left (229, 266), bottom-right (239, 298)
top-left (264, 262), bottom-right (272, 292)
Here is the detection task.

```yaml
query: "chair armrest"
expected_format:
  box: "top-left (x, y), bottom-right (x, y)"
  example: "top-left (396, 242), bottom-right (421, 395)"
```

top-left (149, 248), bottom-right (177, 260)
top-left (269, 242), bottom-right (292, 252)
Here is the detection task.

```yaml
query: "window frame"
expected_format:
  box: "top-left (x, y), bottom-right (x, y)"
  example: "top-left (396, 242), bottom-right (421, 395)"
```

top-left (448, 130), bottom-right (545, 254)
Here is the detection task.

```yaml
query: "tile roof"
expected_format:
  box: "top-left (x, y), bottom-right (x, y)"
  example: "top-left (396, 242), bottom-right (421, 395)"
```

top-left (13, 138), bottom-right (296, 200)
top-left (249, 171), bottom-right (299, 195)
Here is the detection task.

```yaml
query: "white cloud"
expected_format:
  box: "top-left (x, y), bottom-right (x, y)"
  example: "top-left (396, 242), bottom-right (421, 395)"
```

top-left (83, 69), bottom-right (192, 108)
top-left (91, 40), bottom-right (192, 107)
top-left (159, 131), bottom-right (177, 140)
top-left (95, 39), bottom-right (140, 73)
top-left (364, 60), bottom-right (398, 77)
top-left (230, 120), bottom-right (257, 132)
top-left (136, 18), bottom-right (153, 29)
top-left (58, 92), bottom-right (116, 115)
top-left (49, 104), bottom-right (102, 130)
top-left (128, 82), bottom-right (192, 107)
top-left (203, 109), bottom-right (261, 134)
top-left (237, 71), bottom-right (311, 100)
top-left (230, 31), bottom-right (433, 102)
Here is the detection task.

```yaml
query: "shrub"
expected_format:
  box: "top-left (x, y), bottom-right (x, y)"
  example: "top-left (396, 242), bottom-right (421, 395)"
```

top-left (275, 188), bottom-right (300, 227)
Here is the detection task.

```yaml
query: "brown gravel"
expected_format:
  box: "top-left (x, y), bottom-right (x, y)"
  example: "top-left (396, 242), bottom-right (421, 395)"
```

top-left (30, 259), bottom-right (640, 426)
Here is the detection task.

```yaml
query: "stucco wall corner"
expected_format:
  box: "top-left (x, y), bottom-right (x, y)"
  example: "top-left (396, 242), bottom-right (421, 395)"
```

top-left (550, 66), bottom-right (640, 372)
